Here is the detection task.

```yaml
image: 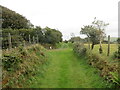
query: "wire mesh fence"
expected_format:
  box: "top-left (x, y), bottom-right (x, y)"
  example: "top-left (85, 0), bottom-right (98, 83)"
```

top-left (2, 30), bottom-right (39, 50)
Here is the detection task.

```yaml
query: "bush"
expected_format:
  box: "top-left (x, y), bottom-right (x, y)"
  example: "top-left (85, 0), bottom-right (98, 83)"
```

top-left (73, 42), bottom-right (87, 56)
top-left (2, 44), bottom-right (47, 88)
top-left (73, 43), bottom-right (120, 87)
top-left (2, 55), bottom-right (22, 71)
top-left (87, 51), bottom-right (119, 87)
top-left (113, 45), bottom-right (120, 59)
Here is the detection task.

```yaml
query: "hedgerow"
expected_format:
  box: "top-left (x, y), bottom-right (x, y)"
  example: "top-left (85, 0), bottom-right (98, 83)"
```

top-left (73, 42), bottom-right (87, 56)
top-left (2, 44), bottom-right (48, 88)
top-left (73, 42), bottom-right (120, 88)
top-left (113, 45), bottom-right (120, 59)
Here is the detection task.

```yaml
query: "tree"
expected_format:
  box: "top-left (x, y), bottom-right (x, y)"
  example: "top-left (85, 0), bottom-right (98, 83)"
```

top-left (117, 38), bottom-right (120, 44)
top-left (1, 5), bottom-right (33, 29)
top-left (70, 33), bottom-right (75, 37)
top-left (44, 27), bottom-right (62, 44)
top-left (92, 17), bottom-right (109, 53)
top-left (34, 26), bottom-right (44, 43)
top-left (2, 29), bottom-right (24, 49)
top-left (80, 25), bottom-right (100, 50)
top-left (69, 36), bottom-right (81, 43)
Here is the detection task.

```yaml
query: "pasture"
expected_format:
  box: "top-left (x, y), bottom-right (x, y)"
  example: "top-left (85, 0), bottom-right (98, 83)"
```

top-left (85, 44), bottom-right (118, 61)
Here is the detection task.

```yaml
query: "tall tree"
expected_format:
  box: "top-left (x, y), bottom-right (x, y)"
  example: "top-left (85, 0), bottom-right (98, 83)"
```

top-left (92, 17), bottom-right (109, 53)
top-left (44, 27), bottom-right (62, 44)
top-left (80, 25), bottom-right (100, 50)
top-left (69, 36), bottom-right (81, 43)
top-left (1, 5), bottom-right (33, 29)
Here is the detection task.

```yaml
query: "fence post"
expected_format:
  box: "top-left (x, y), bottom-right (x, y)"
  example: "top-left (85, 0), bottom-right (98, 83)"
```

top-left (36, 35), bottom-right (39, 43)
top-left (33, 36), bottom-right (35, 44)
top-left (29, 34), bottom-right (31, 44)
top-left (107, 35), bottom-right (110, 56)
top-left (8, 33), bottom-right (12, 49)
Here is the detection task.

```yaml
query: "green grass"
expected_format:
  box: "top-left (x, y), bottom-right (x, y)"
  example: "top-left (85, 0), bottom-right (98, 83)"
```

top-left (85, 44), bottom-right (118, 61)
top-left (56, 42), bottom-right (73, 49)
top-left (92, 44), bottom-right (117, 56)
top-left (28, 48), bottom-right (109, 88)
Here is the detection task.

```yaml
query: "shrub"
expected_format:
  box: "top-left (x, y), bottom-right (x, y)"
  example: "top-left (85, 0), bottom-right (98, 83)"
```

top-left (113, 45), bottom-right (120, 59)
top-left (109, 72), bottom-right (120, 85)
top-left (18, 46), bottom-right (28, 56)
top-left (2, 55), bottom-right (22, 71)
top-left (2, 44), bottom-right (47, 88)
top-left (73, 42), bottom-right (87, 56)
top-left (87, 51), bottom-right (119, 87)
top-left (73, 43), bottom-right (119, 87)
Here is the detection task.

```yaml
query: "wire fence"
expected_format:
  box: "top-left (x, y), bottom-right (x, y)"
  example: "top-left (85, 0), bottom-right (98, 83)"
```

top-left (2, 32), bottom-right (39, 50)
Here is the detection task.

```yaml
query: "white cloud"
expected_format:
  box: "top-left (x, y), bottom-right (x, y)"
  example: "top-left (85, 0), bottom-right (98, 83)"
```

top-left (0, 0), bottom-right (119, 40)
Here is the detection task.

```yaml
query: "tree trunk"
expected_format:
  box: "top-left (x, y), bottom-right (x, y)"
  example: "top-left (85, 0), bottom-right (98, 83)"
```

top-left (91, 43), bottom-right (95, 50)
top-left (88, 37), bottom-right (90, 49)
top-left (33, 36), bottom-right (35, 44)
top-left (99, 40), bottom-right (103, 54)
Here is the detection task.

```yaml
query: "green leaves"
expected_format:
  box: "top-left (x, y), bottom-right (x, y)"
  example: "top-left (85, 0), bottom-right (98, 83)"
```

top-left (80, 25), bottom-right (100, 49)
top-left (109, 72), bottom-right (120, 85)
top-left (2, 55), bottom-right (22, 71)
top-left (43, 27), bottom-right (62, 44)
top-left (2, 44), bottom-right (47, 88)
top-left (1, 5), bottom-right (33, 29)
top-left (113, 45), bottom-right (120, 59)
top-left (73, 42), bottom-right (87, 56)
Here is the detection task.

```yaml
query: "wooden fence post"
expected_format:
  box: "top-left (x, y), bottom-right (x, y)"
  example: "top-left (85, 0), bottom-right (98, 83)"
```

top-left (33, 36), bottom-right (35, 44)
top-left (8, 33), bottom-right (12, 49)
top-left (107, 35), bottom-right (110, 56)
top-left (29, 34), bottom-right (31, 44)
top-left (36, 35), bottom-right (39, 43)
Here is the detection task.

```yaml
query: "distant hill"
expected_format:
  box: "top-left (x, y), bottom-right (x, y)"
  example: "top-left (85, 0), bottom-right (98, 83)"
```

top-left (104, 37), bottom-right (118, 42)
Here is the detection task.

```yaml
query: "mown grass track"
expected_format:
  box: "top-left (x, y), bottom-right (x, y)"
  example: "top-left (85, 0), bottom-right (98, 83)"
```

top-left (29, 48), bottom-right (108, 88)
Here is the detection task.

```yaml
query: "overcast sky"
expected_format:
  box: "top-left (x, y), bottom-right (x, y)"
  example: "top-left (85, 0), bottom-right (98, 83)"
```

top-left (0, 0), bottom-right (119, 40)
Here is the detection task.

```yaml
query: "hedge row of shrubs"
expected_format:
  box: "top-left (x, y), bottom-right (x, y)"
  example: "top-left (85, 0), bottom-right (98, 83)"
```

top-left (56, 42), bottom-right (73, 49)
top-left (113, 45), bottom-right (120, 59)
top-left (2, 44), bottom-right (47, 88)
top-left (73, 42), bottom-right (120, 88)
top-left (73, 42), bottom-right (87, 56)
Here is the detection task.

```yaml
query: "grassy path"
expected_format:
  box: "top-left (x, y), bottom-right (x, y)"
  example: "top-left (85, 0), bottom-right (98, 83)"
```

top-left (29, 48), bottom-right (107, 88)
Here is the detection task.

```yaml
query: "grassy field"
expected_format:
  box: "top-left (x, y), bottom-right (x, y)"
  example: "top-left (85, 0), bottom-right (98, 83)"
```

top-left (92, 44), bottom-right (117, 57)
top-left (27, 48), bottom-right (110, 88)
top-left (85, 44), bottom-right (118, 61)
